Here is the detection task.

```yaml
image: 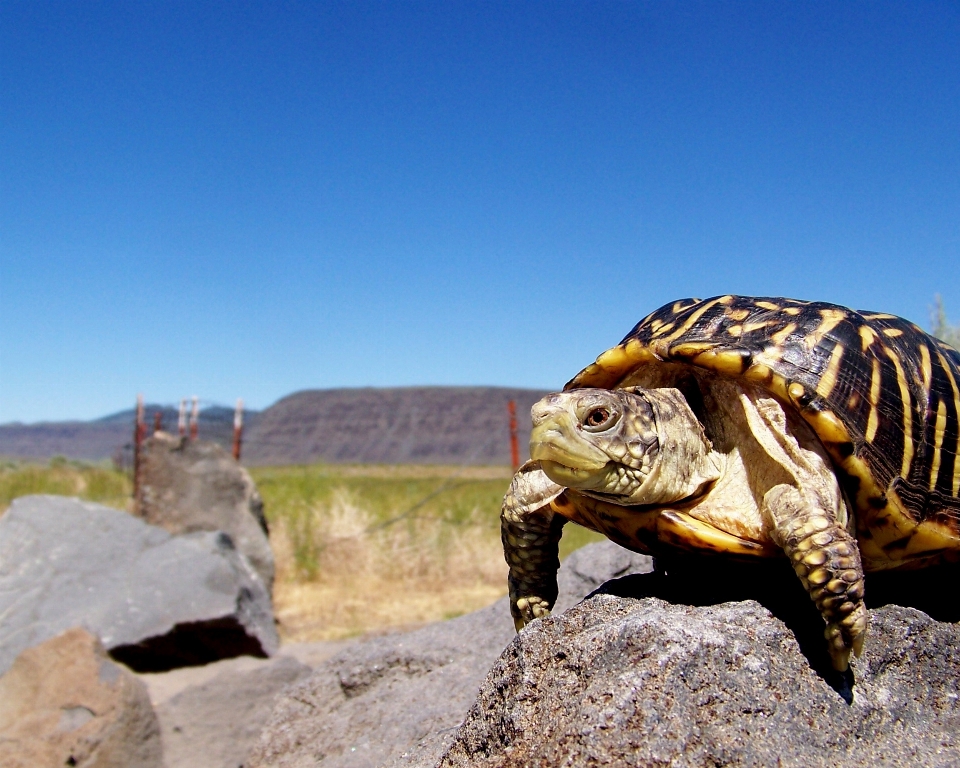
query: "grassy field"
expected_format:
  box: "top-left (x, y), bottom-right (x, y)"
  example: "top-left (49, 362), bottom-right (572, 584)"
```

top-left (0, 459), bottom-right (603, 642)
top-left (0, 457), bottom-right (132, 513)
top-left (250, 463), bottom-right (602, 641)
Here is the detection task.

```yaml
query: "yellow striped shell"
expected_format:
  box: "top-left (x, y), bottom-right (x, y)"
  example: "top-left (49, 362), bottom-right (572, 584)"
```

top-left (567, 295), bottom-right (960, 570)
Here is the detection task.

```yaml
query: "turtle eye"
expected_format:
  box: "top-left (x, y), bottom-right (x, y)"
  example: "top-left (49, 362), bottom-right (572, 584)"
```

top-left (582, 406), bottom-right (617, 432)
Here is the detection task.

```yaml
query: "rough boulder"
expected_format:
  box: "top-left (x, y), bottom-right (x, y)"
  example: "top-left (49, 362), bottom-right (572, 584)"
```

top-left (0, 495), bottom-right (278, 674)
top-left (246, 542), bottom-right (653, 768)
top-left (135, 431), bottom-right (274, 589)
top-left (0, 627), bottom-right (163, 768)
top-left (440, 566), bottom-right (960, 768)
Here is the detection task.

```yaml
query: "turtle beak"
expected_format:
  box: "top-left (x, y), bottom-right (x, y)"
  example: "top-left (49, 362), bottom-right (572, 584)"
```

top-left (529, 394), bottom-right (610, 472)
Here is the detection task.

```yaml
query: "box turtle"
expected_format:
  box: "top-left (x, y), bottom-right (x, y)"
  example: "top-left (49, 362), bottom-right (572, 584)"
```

top-left (502, 294), bottom-right (960, 671)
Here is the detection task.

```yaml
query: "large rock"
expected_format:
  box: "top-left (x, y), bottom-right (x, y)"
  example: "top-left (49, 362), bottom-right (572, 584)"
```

top-left (135, 431), bottom-right (274, 589)
top-left (0, 627), bottom-right (163, 768)
top-left (440, 583), bottom-right (960, 766)
top-left (247, 542), bottom-right (652, 768)
top-left (0, 495), bottom-right (278, 674)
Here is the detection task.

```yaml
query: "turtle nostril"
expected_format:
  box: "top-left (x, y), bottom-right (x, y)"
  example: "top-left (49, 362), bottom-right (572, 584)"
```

top-left (531, 394), bottom-right (565, 426)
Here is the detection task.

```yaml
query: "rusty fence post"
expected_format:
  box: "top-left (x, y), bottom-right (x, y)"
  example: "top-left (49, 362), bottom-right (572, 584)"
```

top-left (133, 394), bottom-right (146, 499)
top-left (189, 396), bottom-right (199, 440)
top-left (232, 398), bottom-right (244, 461)
top-left (508, 400), bottom-right (520, 471)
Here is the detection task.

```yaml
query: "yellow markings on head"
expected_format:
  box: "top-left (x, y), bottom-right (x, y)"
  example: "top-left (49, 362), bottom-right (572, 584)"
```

top-left (935, 349), bottom-right (960, 496)
top-left (882, 327), bottom-right (904, 338)
top-left (783, 307), bottom-right (801, 316)
top-left (727, 308), bottom-right (751, 322)
top-left (660, 297), bottom-right (726, 344)
top-left (884, 347), bottom-right (914, 478)
top-left (770, 323), bottom-right (797, 346)
top-left (865, 357), bottom-right (882, 443)
top-left (859, 325), bottom-right (878, 352)
top-left (754, 300), bottom-right (781, 311)
top-left (650, 319), bottom-right (665, 331)
top-left (804, 308), bottom-right (848, 350)
top-left (929, 399), bottom-right (947, 493)
top-left (816, 343), bottom-right (845, 399)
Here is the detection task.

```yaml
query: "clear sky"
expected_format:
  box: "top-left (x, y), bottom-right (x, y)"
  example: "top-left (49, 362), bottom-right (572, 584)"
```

top-left (2, 1), bottom-right (958, 423)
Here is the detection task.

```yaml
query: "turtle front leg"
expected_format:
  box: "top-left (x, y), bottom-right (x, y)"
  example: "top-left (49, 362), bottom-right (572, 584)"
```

top-left (764, 484), bottom-right (867, 672)
top-left (501, 460), bottom-right (568, 630)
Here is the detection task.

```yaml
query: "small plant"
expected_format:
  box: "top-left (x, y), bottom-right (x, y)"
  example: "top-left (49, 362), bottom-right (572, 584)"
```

top-left (931, 295), bottom-right (960, 349)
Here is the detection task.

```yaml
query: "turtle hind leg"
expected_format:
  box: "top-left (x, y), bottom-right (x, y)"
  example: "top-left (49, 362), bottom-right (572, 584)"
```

top-left (765, 484), bottom-right (867, 672)
top-left (501, 461), bottom-right (568, 630)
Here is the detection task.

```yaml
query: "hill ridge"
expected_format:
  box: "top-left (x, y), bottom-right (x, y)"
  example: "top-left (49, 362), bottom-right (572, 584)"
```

top-left (0, 386), bottom-right (550, 466)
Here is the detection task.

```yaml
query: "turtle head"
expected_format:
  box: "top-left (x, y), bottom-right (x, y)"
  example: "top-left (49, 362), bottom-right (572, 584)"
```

top-left (530, 387), bottom-right (721, 506)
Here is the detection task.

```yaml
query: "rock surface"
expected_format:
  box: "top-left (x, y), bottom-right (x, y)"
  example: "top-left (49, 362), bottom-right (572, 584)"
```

top-left (154, 655), bottom-right (312, 768)
top-left (135, 431), bottom-right (274, 589)
top-left (0, 627), bottom-right (163, 768)
top-left (0, 495), bottom-right (278, 674)
top-left (246, 541), bottom-right (653, 768)
top-left (440, 588), bottom-right (960, 767)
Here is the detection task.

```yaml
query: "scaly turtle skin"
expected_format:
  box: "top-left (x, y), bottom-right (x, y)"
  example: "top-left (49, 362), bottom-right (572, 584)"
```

top-left (502, 295), bottom-right (960, 671)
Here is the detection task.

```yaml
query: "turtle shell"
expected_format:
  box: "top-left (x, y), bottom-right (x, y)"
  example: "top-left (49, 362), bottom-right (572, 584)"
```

top-left (566, 295), bottom-right (960, 568)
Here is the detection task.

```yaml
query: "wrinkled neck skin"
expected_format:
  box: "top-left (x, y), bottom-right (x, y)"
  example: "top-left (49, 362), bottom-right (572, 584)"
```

top-left (584, 387), bottom-right (723, 507)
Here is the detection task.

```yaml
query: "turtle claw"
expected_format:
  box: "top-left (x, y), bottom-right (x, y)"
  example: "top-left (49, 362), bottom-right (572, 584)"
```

top-left (824, 603), bottom-right (868, 671)
top-left (513, 596), bottom-right (553, 630)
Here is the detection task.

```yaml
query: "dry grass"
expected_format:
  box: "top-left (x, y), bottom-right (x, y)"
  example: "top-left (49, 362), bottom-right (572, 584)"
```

top-left (251, 463), bottom-right (603, 642)
top-left (268, 489), bottom-right (507, 641)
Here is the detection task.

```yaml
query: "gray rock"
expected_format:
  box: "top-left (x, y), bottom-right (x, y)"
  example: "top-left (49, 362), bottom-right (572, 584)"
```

top-left (135, 432), bottom-right (274, 589)
top-left (440, 595), bottom-right (960, 767)
top-left (0, 627), bottom-right (163, 768)
top-left (247, 542), bottom-right (652, 768)
top-left (0, 495), bottom-right (278, 674)
top-left (156, 655), bottom-right (312, 768)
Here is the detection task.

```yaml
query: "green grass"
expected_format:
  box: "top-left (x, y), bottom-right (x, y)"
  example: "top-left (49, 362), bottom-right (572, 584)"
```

top-left (0, 458), bottom-right (131, 514)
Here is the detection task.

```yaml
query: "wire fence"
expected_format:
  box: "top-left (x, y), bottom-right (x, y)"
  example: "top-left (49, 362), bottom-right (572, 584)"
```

top-left (117, 393), bottom-right (526, 473)
top-left (120, 393), bottom-right (524, 544)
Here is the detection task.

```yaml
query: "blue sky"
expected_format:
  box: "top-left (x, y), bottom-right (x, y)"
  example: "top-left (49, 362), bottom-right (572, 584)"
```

top-left (2, 1), bottom-right (958, 423)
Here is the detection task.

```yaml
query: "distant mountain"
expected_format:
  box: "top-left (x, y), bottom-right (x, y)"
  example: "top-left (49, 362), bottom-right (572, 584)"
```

top-left (0, 387), bottom-right (551, 466)
top-left (241, 387), bottom-right (550, 466)
top-left (0, 405), bottom-right (260, 464)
